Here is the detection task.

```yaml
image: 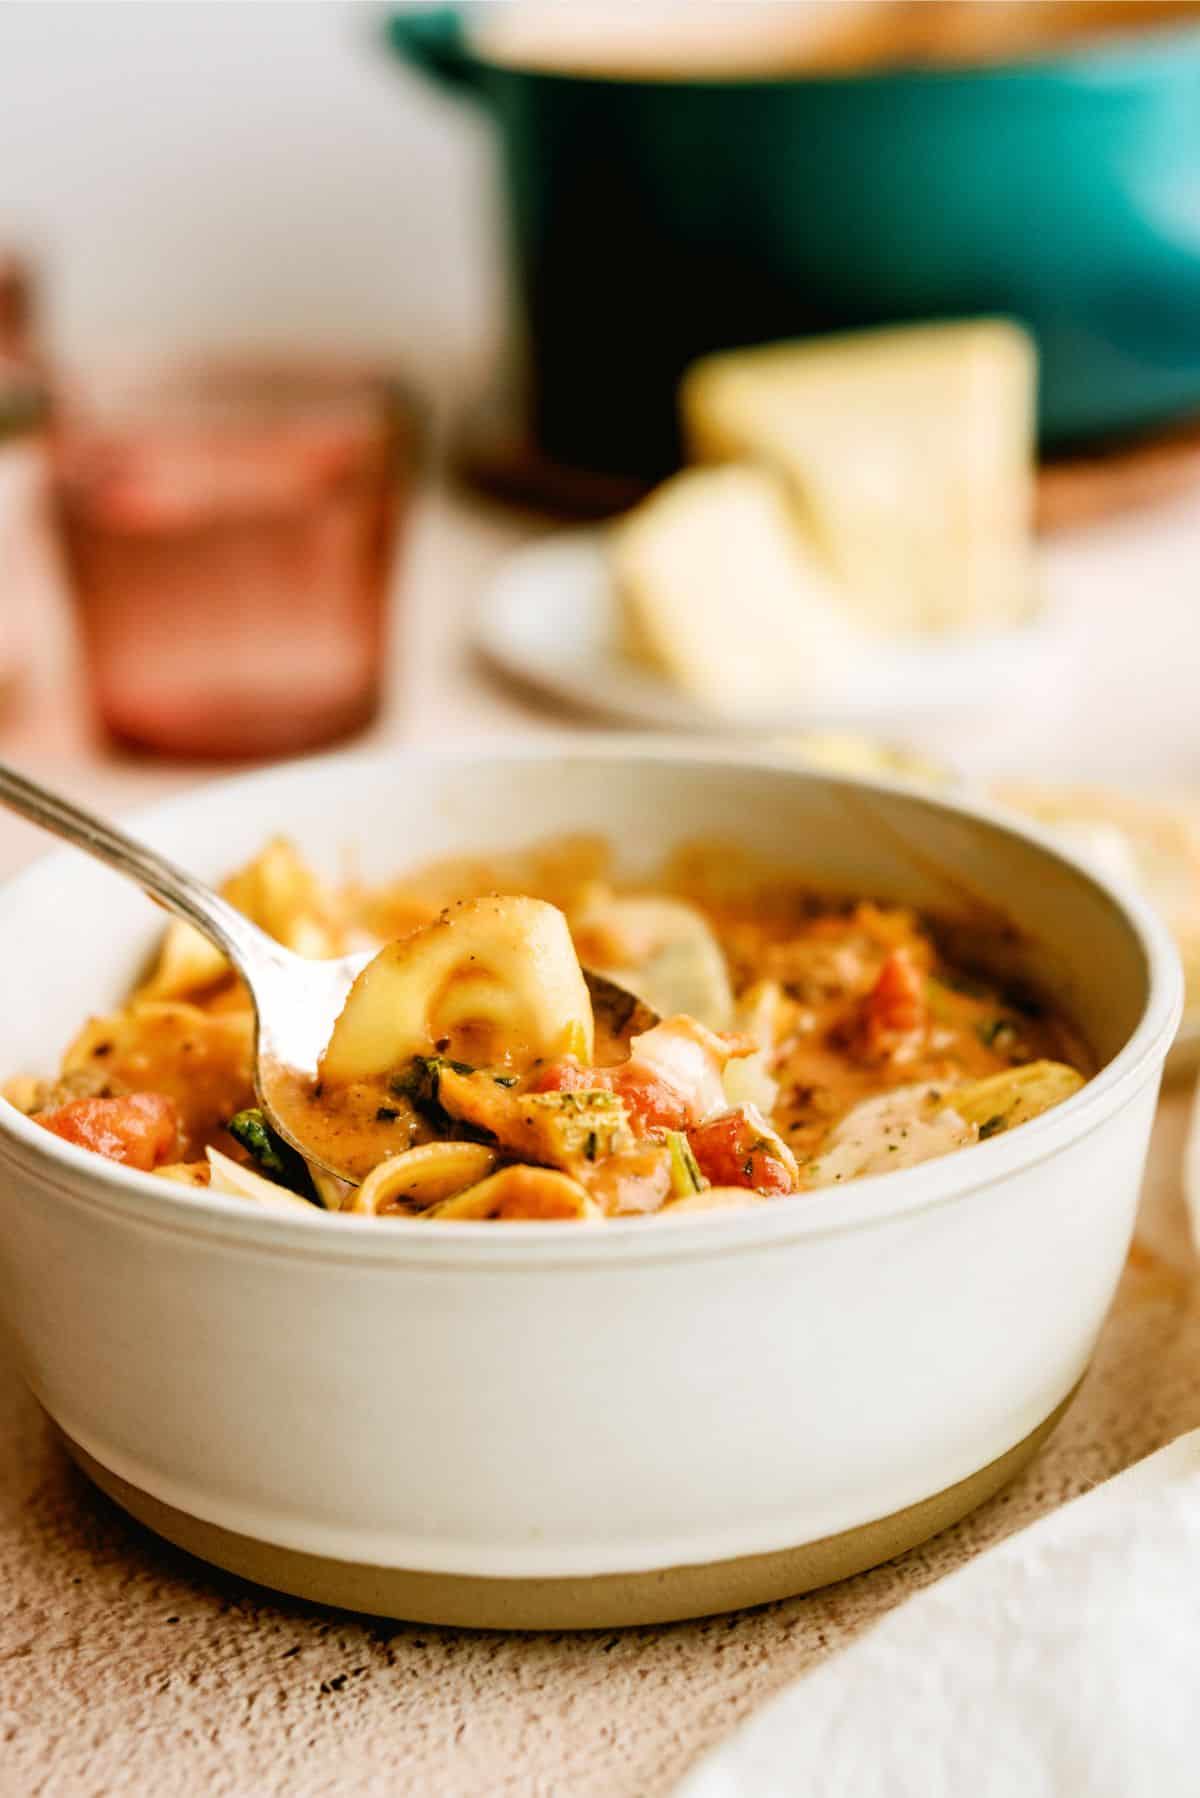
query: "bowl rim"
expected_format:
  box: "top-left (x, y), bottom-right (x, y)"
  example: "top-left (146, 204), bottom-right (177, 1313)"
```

top-left (0, 738), bottom-right (1182, 1266)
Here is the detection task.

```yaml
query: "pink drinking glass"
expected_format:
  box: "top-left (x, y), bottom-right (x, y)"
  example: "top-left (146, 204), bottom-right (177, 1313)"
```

top-left (53, 360), bottom-right (417, 759)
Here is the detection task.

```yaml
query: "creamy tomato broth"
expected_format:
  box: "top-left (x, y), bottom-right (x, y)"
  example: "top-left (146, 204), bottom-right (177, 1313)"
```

top-left (6, 835), bottom-right (1089, 1220)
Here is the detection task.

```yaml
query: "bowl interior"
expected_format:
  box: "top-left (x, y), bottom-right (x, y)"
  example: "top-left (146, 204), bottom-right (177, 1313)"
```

top-left (0, 750), bottom-right (1156, 1097)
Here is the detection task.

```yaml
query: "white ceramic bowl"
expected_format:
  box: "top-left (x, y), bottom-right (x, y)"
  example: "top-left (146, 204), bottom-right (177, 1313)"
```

top-left (0, 744), bottom-right (1181, 1627)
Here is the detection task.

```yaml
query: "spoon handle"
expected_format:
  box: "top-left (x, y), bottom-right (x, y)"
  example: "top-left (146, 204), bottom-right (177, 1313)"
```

top-left (0, 760), bottom-right (267, 971)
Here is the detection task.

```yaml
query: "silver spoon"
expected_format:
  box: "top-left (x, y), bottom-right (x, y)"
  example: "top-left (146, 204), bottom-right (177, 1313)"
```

top-left (0, 761), bottom-right (658, 1184)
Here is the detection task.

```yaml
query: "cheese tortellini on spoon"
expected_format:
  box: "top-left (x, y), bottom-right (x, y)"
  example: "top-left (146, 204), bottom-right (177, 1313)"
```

top-left (320, 894), bottom-right (594, 1082)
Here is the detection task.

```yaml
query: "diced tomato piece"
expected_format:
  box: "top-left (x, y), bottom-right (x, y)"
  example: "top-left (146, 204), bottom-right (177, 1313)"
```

top-left (608, 1064), bottom-right (691, 1134)
top-left (529, 1058), bottom-right (611, 1097)
top-left (37, 1093), bottom-right (179, 1171)
top-left (861, 949), bottom-right (927, 1056)
top-left (688, 1110), bottom-right (795, 1195)
top-left (532, 1055), bottom-right (690, 1135)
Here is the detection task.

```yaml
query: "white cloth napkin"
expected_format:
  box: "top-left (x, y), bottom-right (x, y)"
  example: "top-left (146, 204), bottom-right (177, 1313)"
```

top-left (676, 1431), bottom-right (1200, 1798)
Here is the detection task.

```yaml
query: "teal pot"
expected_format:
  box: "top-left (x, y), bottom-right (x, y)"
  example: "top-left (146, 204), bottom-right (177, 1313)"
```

top-left (388, 7), bottom-right (1200, 479)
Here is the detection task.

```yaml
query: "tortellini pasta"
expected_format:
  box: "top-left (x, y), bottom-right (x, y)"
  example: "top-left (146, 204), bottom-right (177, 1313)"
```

top-left (573, 895), bottom-right (734, 1031)
top-left (425, 1166), bottom-right (601, 1221)
top-left (140, 838), bottom-right (344, 1001)
top-left (205, 1146), bottom-right (321, 1214)
top-left (948, 1061), bottom-right (1086, 1135)
top-left (660, 1188), bottom-right (769, 1215)
top-left (350, 1142), bottom-right (498, 1216)
top-left (320, 895), bottom-right (594, 1083)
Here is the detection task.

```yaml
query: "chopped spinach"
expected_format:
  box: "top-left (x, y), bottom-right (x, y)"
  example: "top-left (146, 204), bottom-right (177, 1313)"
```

top-left (227, 1108), bottom-right (318, 1202)
top-left (389, 1056), bottom-right (495, 1145)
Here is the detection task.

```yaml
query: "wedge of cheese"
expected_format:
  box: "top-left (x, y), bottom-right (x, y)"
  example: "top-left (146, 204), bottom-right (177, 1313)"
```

top-left (681, 319), bottom-right (1036, 636)
top-left (611, 465), bottom-right (856, 714)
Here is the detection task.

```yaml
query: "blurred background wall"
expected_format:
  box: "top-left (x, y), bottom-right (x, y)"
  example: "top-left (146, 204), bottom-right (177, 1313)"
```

top-left (0, 1), bottom-right (500, 397)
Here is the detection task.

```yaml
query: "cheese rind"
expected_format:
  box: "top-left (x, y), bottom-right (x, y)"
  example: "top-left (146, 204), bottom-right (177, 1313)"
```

top-left (682, 319), bottom-right (1036, 636)
top-left (611, 465), bottom-right (856, 713)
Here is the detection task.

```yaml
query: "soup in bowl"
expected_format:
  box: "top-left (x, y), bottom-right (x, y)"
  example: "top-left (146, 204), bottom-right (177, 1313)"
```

top-left (9, 828), bottom-right (1090, 1219)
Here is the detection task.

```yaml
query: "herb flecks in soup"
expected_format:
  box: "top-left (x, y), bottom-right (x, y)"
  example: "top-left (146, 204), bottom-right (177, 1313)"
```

top-left (6, 836), bottom-right (1088, 1220)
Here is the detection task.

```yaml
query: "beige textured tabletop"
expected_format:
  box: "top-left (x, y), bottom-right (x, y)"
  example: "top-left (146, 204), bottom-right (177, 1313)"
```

top-left (1, 482), bottom-right (1198, 1796)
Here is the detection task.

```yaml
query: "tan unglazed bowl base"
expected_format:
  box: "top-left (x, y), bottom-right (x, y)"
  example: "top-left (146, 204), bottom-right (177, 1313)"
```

top-left (56, 1391), bottom-right (1074, 1630)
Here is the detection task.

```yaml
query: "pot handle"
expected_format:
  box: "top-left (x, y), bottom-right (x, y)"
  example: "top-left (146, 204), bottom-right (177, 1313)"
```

top-left (385, 8), bottom-right (481, 96)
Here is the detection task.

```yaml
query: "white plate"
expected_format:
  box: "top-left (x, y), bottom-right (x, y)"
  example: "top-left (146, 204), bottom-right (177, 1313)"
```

top-left (476, 531), bottom-right (1056, 733)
